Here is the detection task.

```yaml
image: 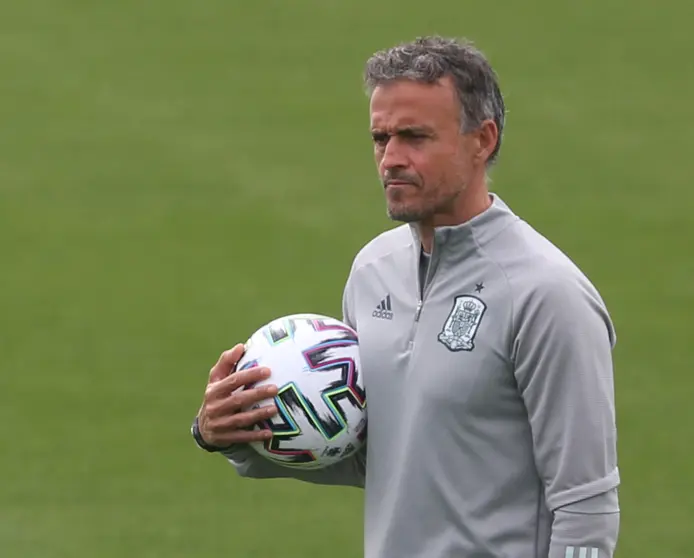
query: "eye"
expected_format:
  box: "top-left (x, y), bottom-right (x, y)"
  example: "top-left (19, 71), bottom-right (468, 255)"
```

top-left (400, 129), bottom-right (429, 142)
top-left (371, 132), bottom-right (389, 146)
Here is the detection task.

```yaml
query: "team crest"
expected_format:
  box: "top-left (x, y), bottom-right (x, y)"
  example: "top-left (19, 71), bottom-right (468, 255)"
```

top-left (438, 295), bottom-right (487, 352)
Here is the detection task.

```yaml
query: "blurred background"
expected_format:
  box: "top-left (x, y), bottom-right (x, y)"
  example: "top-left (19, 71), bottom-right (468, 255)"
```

top-left (1, 1), bottom-right (692, 556)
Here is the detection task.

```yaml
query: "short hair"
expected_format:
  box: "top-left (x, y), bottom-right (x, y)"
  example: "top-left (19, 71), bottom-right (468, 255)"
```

top-left (363, 36), bottom-right (506, 166)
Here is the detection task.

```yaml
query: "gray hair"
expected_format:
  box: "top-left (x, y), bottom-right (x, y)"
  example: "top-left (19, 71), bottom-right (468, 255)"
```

top-left (363, 36), bottom-right (506, 166)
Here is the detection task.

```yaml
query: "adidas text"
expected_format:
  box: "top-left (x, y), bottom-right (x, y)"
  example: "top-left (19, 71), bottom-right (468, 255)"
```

top-left (372, 309), bottom-right (393, 320)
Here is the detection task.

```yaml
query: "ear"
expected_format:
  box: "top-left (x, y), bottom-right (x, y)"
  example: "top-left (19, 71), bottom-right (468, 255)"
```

top-left (475, 120), bottom-right (499, 165)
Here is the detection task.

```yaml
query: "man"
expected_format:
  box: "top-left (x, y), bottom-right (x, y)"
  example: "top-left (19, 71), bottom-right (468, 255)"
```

top-left (192, 36), bottom-right (621, 558)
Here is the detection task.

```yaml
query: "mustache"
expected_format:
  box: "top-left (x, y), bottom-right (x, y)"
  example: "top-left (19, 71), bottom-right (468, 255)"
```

top-left (382, 170), bottom-right (420, 187)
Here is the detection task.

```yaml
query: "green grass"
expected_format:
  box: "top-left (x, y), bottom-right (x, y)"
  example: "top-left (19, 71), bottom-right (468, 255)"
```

top-left (1, 0), bottom-right (692, 556)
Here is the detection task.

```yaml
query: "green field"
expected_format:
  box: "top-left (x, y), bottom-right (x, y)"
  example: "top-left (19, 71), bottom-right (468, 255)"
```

top-left (1, 1), bottom-right (692, 556)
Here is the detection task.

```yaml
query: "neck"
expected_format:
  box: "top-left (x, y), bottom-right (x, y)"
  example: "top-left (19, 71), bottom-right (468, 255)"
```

top-left (418, 185), bottom-right (492, 253)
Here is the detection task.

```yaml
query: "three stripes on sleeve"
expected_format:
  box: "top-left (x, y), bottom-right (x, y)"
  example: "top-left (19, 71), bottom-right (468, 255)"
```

top-left (565, 547), bottom-right (600, 558)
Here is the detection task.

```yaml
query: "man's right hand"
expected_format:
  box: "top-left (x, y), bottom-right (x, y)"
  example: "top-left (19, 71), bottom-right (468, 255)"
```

top-left (196, 344), bottom-right (279, 448)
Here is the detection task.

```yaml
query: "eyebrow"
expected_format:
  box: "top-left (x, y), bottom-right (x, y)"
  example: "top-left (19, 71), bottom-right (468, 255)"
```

top-left (371, 126), bottom-right (435, 138)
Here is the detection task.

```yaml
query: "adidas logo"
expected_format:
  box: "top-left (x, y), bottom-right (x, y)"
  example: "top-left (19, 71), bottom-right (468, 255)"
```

top-left (372, 294), bottom-right (394, 320)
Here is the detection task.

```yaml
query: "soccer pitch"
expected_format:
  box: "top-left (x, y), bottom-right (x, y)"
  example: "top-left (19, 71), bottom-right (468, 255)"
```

top-left (1, 1), bottom-right (691, 556)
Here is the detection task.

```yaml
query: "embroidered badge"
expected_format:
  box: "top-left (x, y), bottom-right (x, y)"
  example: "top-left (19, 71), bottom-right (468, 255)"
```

top-left (437, 295), bottom-right (487, 352)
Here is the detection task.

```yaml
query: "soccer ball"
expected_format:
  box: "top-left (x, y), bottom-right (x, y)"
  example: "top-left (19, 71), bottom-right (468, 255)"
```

top-left (236, 313), bottom-right (367, 470)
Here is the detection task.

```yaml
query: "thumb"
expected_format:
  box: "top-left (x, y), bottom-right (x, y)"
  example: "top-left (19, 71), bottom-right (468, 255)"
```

top-left (208, 343), bottom-right (246, 383)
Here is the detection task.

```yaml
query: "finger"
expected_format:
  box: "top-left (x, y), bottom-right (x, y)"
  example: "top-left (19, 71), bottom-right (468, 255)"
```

top-left (198, 405), bottom-right (275, 445)
top-left (218, 428), bottom-right (274, 445)
top-left (232, 384), bottom-right (279, 409)
top-left (225, 384), bottom-right (279, 413)
top-left (209, 404), bottom-right (279, 433)
top-left (208, 365), bottom-right (272, 396)
top-left (208, 344), bottom-right (246, 383)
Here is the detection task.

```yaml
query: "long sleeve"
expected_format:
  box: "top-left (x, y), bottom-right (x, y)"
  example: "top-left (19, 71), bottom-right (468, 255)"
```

top-left (221, 443), bottom-right (365, 487)
top-left (512, 273), bottom-right (620, 556)
top-left (549, 489), bottom-right (620, 558)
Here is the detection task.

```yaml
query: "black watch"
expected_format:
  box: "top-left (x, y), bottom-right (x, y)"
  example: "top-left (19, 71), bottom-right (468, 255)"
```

top-left (191, 416), bottom-right (233, 453)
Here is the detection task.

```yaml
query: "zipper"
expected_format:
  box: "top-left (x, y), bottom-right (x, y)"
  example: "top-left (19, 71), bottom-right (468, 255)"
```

top-left (408, 238), bottom-right (439, 349)
top-left (414, 300), bottom-right (423, 322)
top-left (408, 299), bottom-right (423, 351)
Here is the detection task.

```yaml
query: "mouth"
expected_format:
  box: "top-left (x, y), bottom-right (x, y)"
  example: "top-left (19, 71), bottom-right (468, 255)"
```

top-left (385, 180), bottom-right (415, 188)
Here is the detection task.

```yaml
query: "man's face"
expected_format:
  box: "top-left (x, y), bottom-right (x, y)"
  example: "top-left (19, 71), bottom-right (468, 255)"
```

top-left (369, 77), bottom-right (478, 225)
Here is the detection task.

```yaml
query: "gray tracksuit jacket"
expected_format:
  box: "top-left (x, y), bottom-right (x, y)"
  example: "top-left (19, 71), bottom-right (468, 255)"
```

top-left (220, 194), bottom-right (621, 558)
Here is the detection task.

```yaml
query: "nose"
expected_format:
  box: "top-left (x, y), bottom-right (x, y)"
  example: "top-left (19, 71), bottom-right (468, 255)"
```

top-left (379, 137), bottom-right (408, 173)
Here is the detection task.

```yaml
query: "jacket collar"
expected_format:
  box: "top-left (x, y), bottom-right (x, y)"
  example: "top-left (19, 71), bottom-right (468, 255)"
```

top-left (408, 193), bottom-right (519, 263)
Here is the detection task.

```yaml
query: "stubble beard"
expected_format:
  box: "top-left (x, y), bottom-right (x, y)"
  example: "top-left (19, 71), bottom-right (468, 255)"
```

top-left (385, 190), bottom-right (460, 224)
top-left (386, 204), bottom-right (428, 223)
top-left (384, 181), bottom-right (429, 223)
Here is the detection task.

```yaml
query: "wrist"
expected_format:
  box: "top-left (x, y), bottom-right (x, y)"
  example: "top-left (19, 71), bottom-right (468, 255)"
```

top-left (191, 416), bottom-right (233, 453)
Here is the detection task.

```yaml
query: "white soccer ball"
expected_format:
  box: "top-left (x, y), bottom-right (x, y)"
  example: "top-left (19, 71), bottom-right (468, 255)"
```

top-left (236, 313), bottom-right (367, 470)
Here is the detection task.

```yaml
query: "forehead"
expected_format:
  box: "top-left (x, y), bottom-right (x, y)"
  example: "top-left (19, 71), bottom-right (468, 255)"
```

top-left (369, 77), bottom-right (460, 129)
